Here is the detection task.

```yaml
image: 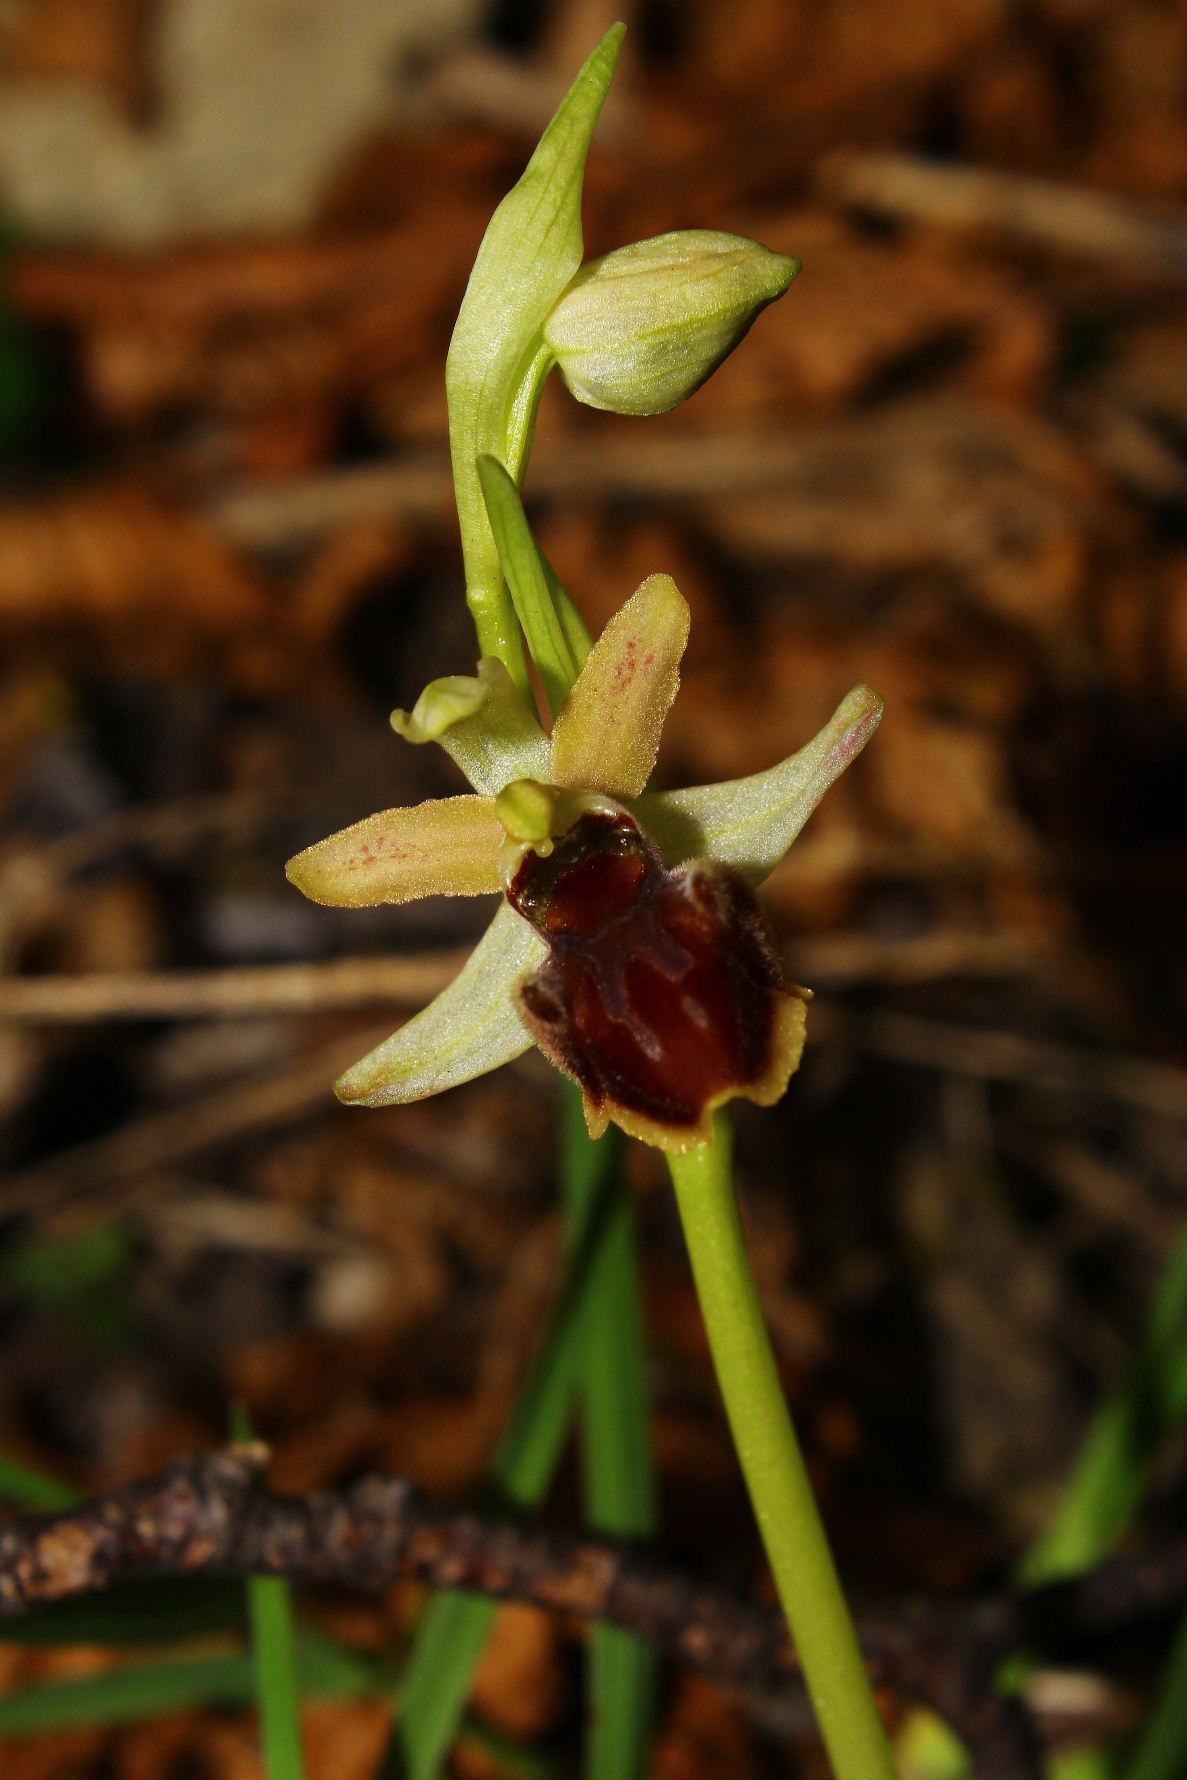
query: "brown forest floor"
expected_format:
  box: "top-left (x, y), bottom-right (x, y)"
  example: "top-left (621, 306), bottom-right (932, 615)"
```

top-left (0, 1), bottom-right (1184, 1774)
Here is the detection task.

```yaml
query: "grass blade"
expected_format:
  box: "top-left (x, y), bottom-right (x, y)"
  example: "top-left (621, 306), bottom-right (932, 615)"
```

top-left (248, 1574), bottom-right (307, 1780)
top-left (561, 1090), bottom-right (657, 1780)
top-left (0, 1652), bottom-right (258, 1736)
top-left (386, 1095), bottom-right (623, 1780)
top-left (228, 1410), bottom-right (307, 1780)
top-left (1120, 1607), bottom-right (1187, 1780)
top-left (987, 1226), bottom-right (1187, 1780)
top-left (1020, 1225), bottom-right (1187, 1585)
top-left (0, 1628), bottom-right (379, 1737)
top-left (0, 1448), bottom-right (80, 1513)
top-left (388, 1599), bottom-right (497, 1780)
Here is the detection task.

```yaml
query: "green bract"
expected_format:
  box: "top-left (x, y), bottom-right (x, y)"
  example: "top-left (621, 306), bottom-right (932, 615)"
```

top-left (443, 23), bottom-right (802, 703)
top-left (544, 231), bottom-right (800, 415)
top-left (446, 25), bottom-right (624, 691)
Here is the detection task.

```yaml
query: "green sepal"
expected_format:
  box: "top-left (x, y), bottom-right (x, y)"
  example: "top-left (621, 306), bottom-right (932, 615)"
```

top-left (334, 901), bottom-right (543, 1107)
top-left (635, 685), bottom-right (883, 883)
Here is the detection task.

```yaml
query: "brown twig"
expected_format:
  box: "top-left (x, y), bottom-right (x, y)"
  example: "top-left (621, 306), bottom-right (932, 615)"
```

top-left (4, 1449), bottom-right (1182, 1775)
top-left (857, 1009), bottom-right (1187, 1121)
top-left (0, 1446), bottom-right (1036, 1770)
top-left (0, 952), bottom-right (465, 1023)
top-left (0, 1024), bottom-right (397, 1220)
top-left (0, 1449), bottom-right (784, 1660)
top-left (202, 401), bottom-right (1082, 554)
top-left (816, 150), bottom-right (1187, 278)
top-left (791, 926), bottom-right (1059, 988)
top-left (0, 795), bottom-right (272, 970)
top-left (0, 933), bottom-right (1055, 1026)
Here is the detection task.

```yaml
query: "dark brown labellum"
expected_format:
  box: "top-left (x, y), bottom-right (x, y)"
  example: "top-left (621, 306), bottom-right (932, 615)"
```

top-left (505, 810), bottom-right (807, 1150)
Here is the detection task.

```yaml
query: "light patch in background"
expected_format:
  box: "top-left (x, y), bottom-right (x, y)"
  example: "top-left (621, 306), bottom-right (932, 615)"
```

top-left (0, 0), bottom-right (483, 243)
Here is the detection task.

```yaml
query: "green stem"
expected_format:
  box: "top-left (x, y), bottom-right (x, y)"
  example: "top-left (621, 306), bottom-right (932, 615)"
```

top-left (667, 1116), bottom-right (897, 1780)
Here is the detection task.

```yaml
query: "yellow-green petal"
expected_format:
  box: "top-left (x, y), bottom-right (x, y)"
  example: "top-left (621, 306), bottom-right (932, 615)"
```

top-left (391, 658), bottom-right (550, 795)
top-left (550, 572), bottom-right (690, 800)
top-left (635, 685), bottom-right (883, 884)
top-left (334, 902), bottom-right (543, 1106)
top-left (285, 796), bottom-right (503, 908)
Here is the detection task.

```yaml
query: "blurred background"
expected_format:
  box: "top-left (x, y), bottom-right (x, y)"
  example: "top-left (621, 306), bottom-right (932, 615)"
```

top-left (0, 1), bottom-right (1183, 1774)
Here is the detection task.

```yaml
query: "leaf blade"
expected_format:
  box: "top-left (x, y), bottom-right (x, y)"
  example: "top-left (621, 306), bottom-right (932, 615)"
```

top-left (562, 1093), bottom-right (657, 1780)
top-left (385, 1089), bottom-right (625, 1780)
top-left (248, 1575), bottom-right (307, 1780)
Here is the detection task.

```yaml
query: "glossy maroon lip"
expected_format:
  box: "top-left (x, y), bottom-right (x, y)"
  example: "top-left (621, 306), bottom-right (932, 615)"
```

top-left (506, 811), bottom-right (804, 1143)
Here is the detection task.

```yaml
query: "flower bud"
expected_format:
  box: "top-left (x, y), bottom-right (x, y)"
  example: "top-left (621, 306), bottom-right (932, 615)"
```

top-left (543, 231), bottom-right (799, 416)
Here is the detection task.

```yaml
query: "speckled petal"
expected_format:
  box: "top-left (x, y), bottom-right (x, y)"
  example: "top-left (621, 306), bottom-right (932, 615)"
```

top-left (635, 685), bottom-right (883, 885)
top-left (286, 796), bottom-right (503, 907)
top-left (550, 572), bottom-right (690, 799)
top-left (334, 901), bottom-right (544, 1105)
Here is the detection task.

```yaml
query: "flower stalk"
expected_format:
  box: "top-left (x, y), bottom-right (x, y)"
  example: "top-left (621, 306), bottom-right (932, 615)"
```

top-left (668, 1119), bottom-right (898, 1780)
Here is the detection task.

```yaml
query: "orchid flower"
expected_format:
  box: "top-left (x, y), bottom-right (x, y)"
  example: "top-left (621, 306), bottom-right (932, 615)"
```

top-left (287, 572), bottom-right (881, 1153)
top-left (288, 29), bottom-right (899, 1779)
